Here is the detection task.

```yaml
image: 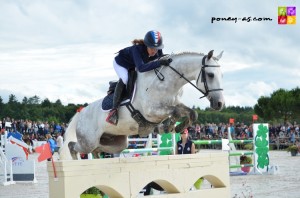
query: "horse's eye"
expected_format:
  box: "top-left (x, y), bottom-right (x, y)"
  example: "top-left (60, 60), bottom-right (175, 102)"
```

top-left (207, 72), bottom-right (214, 78)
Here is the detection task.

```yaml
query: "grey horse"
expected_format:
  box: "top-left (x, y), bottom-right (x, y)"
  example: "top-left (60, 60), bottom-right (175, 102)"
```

top-left (59, 50), bottom-right (225, 160)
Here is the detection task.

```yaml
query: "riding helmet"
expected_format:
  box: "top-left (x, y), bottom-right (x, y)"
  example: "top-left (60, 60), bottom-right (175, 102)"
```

top-left (144, 30), bottom-right (164, 49)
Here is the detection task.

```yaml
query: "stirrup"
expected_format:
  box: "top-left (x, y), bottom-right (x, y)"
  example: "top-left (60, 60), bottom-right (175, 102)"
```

top-left (106, 109), bottom-right (118, 125)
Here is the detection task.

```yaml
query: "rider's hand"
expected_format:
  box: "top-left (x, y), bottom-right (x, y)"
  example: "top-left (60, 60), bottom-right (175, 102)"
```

top-left (159, 58), bottom-right (172, 66)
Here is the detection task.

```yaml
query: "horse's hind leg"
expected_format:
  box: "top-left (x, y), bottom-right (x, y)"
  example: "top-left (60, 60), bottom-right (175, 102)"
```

top-left (68, 141), bottom-right (79, 160)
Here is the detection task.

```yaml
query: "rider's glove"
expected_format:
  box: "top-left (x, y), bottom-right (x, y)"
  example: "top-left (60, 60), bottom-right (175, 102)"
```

top-left (159, 58), bottom-right (172, 66)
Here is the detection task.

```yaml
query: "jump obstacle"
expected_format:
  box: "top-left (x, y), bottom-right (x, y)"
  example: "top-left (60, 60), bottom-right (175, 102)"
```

top-left (48, 153), bottom-right (230, 198)
top-left (48, 123), bottom-right (271, 197)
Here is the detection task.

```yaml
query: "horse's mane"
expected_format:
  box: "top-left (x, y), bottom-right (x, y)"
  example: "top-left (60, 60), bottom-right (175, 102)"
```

top-left (168, 52), bottom-right (219, 61)
top-left (174, 51), bottom-right (205, 56)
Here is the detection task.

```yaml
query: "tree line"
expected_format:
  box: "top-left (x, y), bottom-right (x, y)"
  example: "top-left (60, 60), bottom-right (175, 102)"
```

top-left (0, 95), bottom-right (86, 124)
top-left (1, 87), bottom-right (299, 125)
top-left (254, 87), bottom-right (300, 125)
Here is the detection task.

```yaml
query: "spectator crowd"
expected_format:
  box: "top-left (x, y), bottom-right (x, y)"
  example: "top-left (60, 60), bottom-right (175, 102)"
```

top-left (0, 117), bottom-right (67, 152)
top-left (1, 116), bottom-right (299, 151)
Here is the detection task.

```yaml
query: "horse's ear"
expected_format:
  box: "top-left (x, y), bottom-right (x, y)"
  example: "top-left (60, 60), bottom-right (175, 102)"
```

top-left (215, 51), bottom-right (224, 61)
top-left (208, 50), bottom-right (214, 60)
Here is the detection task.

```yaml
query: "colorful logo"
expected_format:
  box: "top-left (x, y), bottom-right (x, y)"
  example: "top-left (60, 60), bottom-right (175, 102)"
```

top-left (11, 156), bottom-right (24, 162)
top-left (278, 6), bottom-right (296, 25)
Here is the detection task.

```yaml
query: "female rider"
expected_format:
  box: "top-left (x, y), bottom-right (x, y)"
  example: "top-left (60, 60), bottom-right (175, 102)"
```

top-left (106, 30), bottom-right (172, 125)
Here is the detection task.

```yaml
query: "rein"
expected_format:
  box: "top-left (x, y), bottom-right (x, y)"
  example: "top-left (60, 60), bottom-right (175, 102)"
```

top-left (128, 53), bottom-right (223, 127)
top-left (168, 55), bottom-right (223, 99)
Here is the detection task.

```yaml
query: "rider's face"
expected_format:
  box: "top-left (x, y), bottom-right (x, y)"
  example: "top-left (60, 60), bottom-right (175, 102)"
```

top-left (147, 47), bottom-right (158, 57)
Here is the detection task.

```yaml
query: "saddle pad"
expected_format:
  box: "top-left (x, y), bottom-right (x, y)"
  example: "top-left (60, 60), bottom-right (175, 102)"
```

top-left (102, 94), bottom-right (114, 111)
top-left (101, 94), bottom-right (130, 111)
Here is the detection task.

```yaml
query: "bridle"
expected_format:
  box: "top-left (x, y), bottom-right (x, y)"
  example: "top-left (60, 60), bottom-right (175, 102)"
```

top-left (167, 54), bottom-right (223, 99)
top-left (196, 55), bottom-right (223, 98)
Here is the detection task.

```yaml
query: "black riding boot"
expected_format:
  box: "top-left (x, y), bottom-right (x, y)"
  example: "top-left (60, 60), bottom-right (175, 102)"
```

top-left (106, 79), bottom-right (125, 125)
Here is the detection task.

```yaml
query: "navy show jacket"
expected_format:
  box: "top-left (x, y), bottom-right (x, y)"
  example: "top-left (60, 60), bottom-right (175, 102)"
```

top-left (115, 44), bottom-right (163, 72)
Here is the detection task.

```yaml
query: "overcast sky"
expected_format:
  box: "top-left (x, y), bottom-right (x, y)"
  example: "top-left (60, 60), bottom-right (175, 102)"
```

top-left (0, 0), bottom-right (299, 109)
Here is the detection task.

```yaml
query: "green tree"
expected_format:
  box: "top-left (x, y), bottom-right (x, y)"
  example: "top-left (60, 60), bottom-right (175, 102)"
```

top-left (8, 94), bottom-right (18, 104)
top-left (54, 99), bottom-right (63, 107)
top-left (41, 98), bottom-right (52, 108)
top-left (28, 95), bottom-right (40, 105)
top-left (254, 96), bottom-right (272, 121)
top-left (270, 89), bottom-right (294, 124)
top-left (254, 88), bottom-right (299, 124)
top-left (0, 96), bottom-right (4, 118)
top-left (7, 94), bottom-right (21, 118)
top-left (22, 97), bottom-right (29, 105)
top-left (290, 87), bottom-right (300, 121)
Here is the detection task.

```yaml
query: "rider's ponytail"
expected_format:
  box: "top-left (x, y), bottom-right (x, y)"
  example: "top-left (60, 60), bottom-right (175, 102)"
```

top-left (131, 39), bottom-right (144, 45)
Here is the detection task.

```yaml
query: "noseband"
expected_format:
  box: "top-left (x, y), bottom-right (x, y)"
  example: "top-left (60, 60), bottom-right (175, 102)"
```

top-left (167, 55), bottom-right (223, 99)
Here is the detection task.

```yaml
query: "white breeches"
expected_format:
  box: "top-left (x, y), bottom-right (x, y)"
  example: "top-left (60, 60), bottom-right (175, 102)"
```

top-left (113, 59), bottom-right (128, 86)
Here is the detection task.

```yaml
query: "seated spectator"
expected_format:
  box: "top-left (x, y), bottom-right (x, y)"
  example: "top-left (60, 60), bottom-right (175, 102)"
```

top-left (279, 130), bottom-right (285, 138)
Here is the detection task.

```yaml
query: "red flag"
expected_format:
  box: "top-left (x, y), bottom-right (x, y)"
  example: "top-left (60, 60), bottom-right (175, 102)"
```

top-left (229, 118), bottom-right (235, 124)
top-left (253, 114), bottom-right (258, 121)
top-left (35, 143), bottom-right (52, 162)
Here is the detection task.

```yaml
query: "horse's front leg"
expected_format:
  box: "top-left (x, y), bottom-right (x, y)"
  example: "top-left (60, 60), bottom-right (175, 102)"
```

top-left (154, 103), bottom-right (198, 133)
top-left (160, 105), bottom-right (182, 133)
top-left (176, 103), bottom-right (198, 122)
top-left (171, 103), bottom-right (198, 132)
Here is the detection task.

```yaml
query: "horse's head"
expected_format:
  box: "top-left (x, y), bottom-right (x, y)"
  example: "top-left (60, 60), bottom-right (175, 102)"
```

top-left (196, 50), bottom-right (225, 110)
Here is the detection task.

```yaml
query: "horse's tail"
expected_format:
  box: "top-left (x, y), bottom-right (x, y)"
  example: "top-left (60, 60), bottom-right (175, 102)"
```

top-left (59, 112), bottom-right (79, 160)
